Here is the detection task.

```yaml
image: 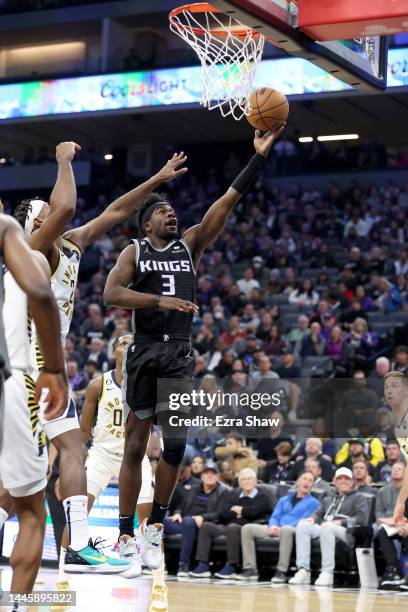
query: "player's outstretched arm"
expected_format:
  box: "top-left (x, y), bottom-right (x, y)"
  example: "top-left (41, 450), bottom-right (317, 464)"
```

top-left (28, 142), bottom-right (80, 256)
top-left (64, 152), bottom-right (188, 252)
top-left (394, 464), bottom-right (408, 525)
top-left (183, 127), bottom-right (284, 266)
top-left (0, 215), bottom-right (68, 419)
top-left (80, 377), bottom-right (102, 446)
top-left (104, 244), bottom-right (198, 314)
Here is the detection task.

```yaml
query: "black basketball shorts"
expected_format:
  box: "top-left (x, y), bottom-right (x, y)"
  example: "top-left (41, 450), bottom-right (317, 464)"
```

top-left (122, 340), bottom-right (195, 420)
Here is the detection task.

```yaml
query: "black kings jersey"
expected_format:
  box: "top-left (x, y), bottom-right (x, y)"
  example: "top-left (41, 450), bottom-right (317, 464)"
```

top-left (130, 237), bottom-right (196, 342)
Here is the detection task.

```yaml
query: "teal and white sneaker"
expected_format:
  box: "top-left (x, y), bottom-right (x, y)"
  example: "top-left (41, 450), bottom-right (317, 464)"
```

top-left (140, 519), bottom-right (164, 570)
top-left (119, 535), bottom-right (142, 578)
top-left (64, 537), bottom-right (130, 574)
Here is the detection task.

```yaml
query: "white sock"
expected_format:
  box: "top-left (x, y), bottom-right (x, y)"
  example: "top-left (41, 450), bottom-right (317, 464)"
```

top-left (58, 546), bottom-right (68, 582)
top-left (152, 555), bottom-right (165, 587)
top-left (63, 495), bottom-right (89, 551)
top-left (0, 506), bottom-right (8, 530)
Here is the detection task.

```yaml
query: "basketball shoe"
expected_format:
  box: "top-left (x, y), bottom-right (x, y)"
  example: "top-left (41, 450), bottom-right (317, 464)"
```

top-left (140, 519), bottom-right (164, 570)
top-left (64, 537), bottom-right (130, 573)
top-left (119, 534), bottom-right (143, 578)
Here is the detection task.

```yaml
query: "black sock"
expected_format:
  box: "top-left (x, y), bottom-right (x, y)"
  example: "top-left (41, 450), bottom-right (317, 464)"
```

top-left (119, 514), bottom-right (135, 538)
top-left (147, 500), bottom-right (169, 525)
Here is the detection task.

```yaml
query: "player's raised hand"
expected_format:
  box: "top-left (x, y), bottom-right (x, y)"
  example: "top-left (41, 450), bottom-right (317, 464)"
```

top-left (56, 141), bottom-right (81, 163)
top-left (158, 295), bottom-right (199, 314)
top-left (393, 500), bottom-right (408, 526)
top-left (35, 371), bottom-right (69, 421)
top-left (253, 124), bottom-right (285, 158)
top-left (155, 152), bottom-right (188, 183)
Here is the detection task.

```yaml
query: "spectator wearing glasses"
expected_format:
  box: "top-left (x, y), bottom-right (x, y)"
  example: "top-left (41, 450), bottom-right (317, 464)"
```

top-left (237, 471), bottom-right (319, 583)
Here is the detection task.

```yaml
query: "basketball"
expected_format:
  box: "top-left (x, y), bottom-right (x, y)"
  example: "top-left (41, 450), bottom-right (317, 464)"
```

top-left (246, 88), bottom-right (289, 132)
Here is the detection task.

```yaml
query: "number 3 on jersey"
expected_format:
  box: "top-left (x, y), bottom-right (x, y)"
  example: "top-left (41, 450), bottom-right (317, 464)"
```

top-left (162, 274), bottom-right (175, 296)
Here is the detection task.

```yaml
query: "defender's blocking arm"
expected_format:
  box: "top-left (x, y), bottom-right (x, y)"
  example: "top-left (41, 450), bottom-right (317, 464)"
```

top-left (28, 141), bottom-right (80, 257)
top-left (65, 152), bottom-right (188, 251)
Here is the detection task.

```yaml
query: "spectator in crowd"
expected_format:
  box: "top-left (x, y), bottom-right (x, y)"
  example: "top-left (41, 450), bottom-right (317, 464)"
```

top-left (295, 418), bottom-right (336, 462)
top-left (303, 458), bottom-right (332, 498)
top-left (352, 459), bottom-right (376, 494)
top-left (238, 471), bottom-right (319, 583)
top-left (169, 457), bottom-right (201, 515)
top-left (368, 357), bottom-right (391, 398)
top-left (394, 248), bottom-right (408, 276)
top-left (218, 461), bottom-right (236, 488)
top-left (392, 345), bottom-right (408, 375)
top-left (213, 349), bottom-right (235, 378)
top-left (338, 371), bottom-right (380, 431)
top-left (287, 315), bottom-right (310, 347)
top-left (66, 359), bottom-right (88, 402)
top-left (255, 412), bottom-right (293, 464)
top-left (237, 267), bottom-right (260, 297)
top-left (289, 467), bottom-right (367, 586)
top-left (336, 436), bottom-right (384, 471)
top-left (374, 439), bottom-right (405, 483)
top-left (215, 434), bottom-right (258, 475)
top-left (288, 279), bottom-right (319, 307)
top-left (189, 468), bottom-right (271, 579)
top-left (263, 325), bottom-right (287, 358)
top-left (375, 462), bottom-right (407, 588)
top-left (375, 278), bottom-right (402, 313)
top-left (165, 463), bottom-right (230, 577)
top-left (299, 322), bottom-right (325, 359)
top-left (260, 442), bottom-right (294, 483)
top-left (252, 355), bottom-right (279, 380)
top-left (289, 438), bottom-right (335, 482)
top-left (191, 456), bottom-right (205, 479)
top-left (222, 317), bottom-right (247, 348)
top-left (325, 326), bottom-right (344, 363)
top-left (82, 304), bottom-right (110, 343)
top-left (276, 348), bottom-right (301, 380)
top-left (85, 337), bottom-right (110, 372)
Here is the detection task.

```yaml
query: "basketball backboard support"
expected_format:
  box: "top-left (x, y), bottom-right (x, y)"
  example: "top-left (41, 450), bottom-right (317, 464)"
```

top-left (210, 0), bottom-right (388, 90)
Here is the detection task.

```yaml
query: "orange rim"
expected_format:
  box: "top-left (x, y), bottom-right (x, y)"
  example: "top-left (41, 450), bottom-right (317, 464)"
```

top-left (169, 2), bottom-right (262, 38)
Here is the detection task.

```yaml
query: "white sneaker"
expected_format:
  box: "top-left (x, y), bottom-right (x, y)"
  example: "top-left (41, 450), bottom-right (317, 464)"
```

top-left (288, 568), bottom-right (311, 585)
top-left (141, 519), bottom-right (164, 570)
top-left (119, 535), bottom-right (142, 578)
top-left (149, 584), bottom-right (168, 612)
top-left (314, 571), bottom-right (333, 587)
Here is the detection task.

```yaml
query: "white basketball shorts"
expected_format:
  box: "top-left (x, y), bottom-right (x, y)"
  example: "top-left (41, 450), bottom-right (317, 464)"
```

top-left (86, 445), bottom-right (153, 504)
top-left (0, 370), bottom-right (48, 497)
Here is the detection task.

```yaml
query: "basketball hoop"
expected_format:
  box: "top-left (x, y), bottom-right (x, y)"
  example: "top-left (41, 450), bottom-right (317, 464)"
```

top-left (169, 3), bottom-right (265, 120)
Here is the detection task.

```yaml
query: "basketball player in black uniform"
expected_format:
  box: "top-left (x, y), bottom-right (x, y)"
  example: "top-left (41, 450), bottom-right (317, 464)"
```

top-left (104, 127), bottom-right (284, 579)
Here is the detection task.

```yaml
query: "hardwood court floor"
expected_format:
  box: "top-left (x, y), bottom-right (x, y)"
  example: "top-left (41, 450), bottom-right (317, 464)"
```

top-left (0, 566), bottom-right (407, 611)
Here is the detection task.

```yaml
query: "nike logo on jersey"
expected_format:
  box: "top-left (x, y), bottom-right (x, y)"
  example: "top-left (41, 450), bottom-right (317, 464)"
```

top-left (139, 260), bottom-right (191, 273)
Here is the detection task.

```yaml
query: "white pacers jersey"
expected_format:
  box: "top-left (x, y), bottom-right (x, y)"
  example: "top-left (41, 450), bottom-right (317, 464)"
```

top-left (395, 409), bottom-right (408, 460)
top-left (30, 238), bottom-right (81, 378)
top-left (3, 268), bottom-right (30, 371)
top-left (92, 370), bottom-right (125, 454)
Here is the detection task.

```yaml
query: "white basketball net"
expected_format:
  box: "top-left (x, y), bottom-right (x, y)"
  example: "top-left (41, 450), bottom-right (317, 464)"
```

top-left (170, 5), bottom-right (265, 120)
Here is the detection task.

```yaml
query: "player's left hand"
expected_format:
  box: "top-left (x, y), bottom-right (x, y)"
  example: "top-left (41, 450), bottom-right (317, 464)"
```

top-left (35, 371), bottom-right (69, 421)
top-left (156, 152), bottom-right (188, 183)
top-left (254, 125), bottom-right (285, 158)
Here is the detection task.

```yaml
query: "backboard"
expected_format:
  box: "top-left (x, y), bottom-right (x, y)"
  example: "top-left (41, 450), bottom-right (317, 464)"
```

top-left (210, 0), bottom-right (388, 90)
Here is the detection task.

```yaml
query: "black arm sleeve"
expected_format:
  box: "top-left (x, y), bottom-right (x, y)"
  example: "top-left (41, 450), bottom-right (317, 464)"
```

top-left (231, 153), bottom-right (266, 195)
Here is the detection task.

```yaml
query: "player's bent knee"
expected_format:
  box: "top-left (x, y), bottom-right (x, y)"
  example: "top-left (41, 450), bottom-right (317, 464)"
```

top-left (124, 439), bottom-right (146, 465)
top-left (162, 439), bottom-right (186, 466)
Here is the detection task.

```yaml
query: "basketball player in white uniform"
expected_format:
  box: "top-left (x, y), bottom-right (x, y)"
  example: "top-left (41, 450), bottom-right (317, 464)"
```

top-left (0, 214), bottom-right (68, 597)
top-left (57, 334), bottom-right (154, 584)
top-left (9, 145), bottom-right (188, 574)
